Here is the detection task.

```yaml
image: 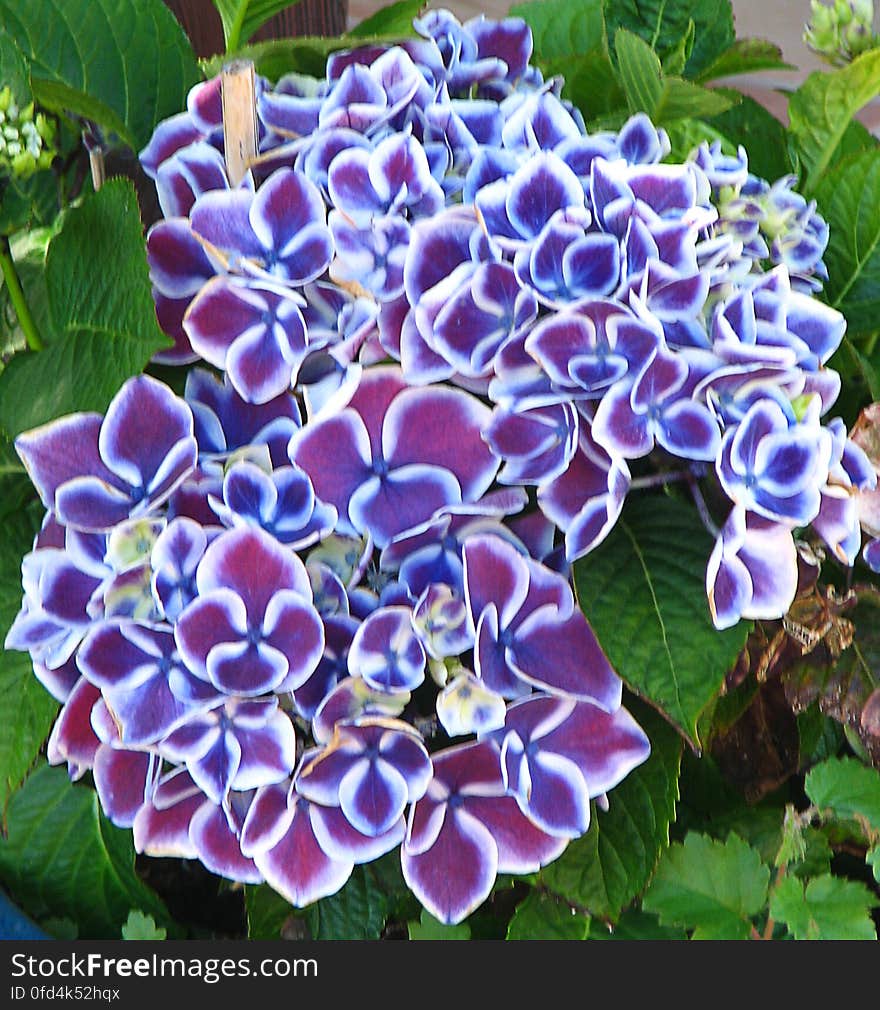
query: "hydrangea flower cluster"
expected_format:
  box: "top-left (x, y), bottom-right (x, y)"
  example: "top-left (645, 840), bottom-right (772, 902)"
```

top-left (6, 9), bottom-right (878, 924)
top-left (0, 86), bottom-right (55, 179)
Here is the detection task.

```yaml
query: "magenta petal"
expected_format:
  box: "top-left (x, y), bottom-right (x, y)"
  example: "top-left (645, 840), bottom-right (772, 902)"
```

top-left (175, 588), bottom-right (248, 677)
top-left (47, 678), bottom-right (101, 777)
top-left (463, 534), bottom-right (530, 629)
top-left (385, 385), bottom-right (497, 502)
top-left (289, 410), bottom-right (372, 529)
top-left (196, 526), bottom-right (312, 618)
top-left (467, 793), bottom-right (568, 872)
top-left (99, 375), bottom-right (196, 493)
top-left (338, 758), bottom-right (408, 837)
top-left (509, 607), bottom-right (622, 710)
top-left (402, 806), bottom-right (497, 925)
top-left (254, 797), bottom-right (354, 906)
top-left (349, 465), bottom-right (462, 548)
top-left (309, 802), bottom-right (405, 862)
top-left (133, 791), bottom-right (203, 858)
top-left (15, 414), bottom-right (112, 511)
top-left (93, 747), bottom-right (158, 827)
top-left (189, 801), bottom-right (263, 883)
top-left (240, 780), bottom-right (294, 857)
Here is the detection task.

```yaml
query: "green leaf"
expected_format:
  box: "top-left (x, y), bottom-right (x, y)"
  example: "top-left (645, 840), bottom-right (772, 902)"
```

top-left (245, 884), bottom-right (297, 939)
top-left (603, 0), bottom-right (735, 79)
top-left (868, 845), bottom-right (880, 883)
top-left (654, 77), bottom-right (734, 122)
top-left (614, 29), bottom-right (664, 115)
top-left (0, 765), bottom-right (172, 939)
top-left (814, 150), bottom-right (880, 338)
top-left (588, 908), bottom-right (687, 939)
top-left (0, 476), bottom-right (56, 816)
top-left (804, 757), bottom-right (880, 833)
top-left (408, 908), bottom-right (471, 940)
top-left (510, 0), bottom-right (606, 62)
top-left (705, 92), bottom-right (792, 182)
top-left (540, 701), bottom-right (681, 920)
top-left (694, 38), bottom-right (793, 84)
top-left (347, 0), bottom-right (423, 39)
top-left (770, 873), bottom-right (878, 940)
top-left (661, 20), bottom-right (694, 77)
top-left (0, 0), bottom-right (201, 152)
top-left (662, 118), bottom-right (732, 164)
top-left (552, 52), bottom-right (627, 123)
top-left (787, 49), bottom-right (880, 195)
top-left (307, 863), bottom-right (391, 939)
top-left (573, 494), bottom-right (751, 746)
top-left (0, 178), bottom-right (172, 438)
top-left (612, 30), bottom-right (732, 124)
top-left (121, 910), bottom-right (167, 940)
top-left (0, 31), bottom-right (31, 107)
top-left (0, 178), bottom-right (59, 260)
top-left (642, 831), bottom-right (770, 939)
top-left (212, 0), bottom-right (304, 52)
top-left (506, 890), bottom-right (589, 940)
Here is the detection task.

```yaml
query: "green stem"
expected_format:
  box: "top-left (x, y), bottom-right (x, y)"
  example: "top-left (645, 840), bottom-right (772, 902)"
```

top-left (0, 235), bottom-right (43, 351)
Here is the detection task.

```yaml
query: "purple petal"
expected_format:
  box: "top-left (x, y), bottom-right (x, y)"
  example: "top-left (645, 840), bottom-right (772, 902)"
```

top-left (254, 797), bottom-right (354, 906)
top-left (338, 758), bottom-right (408, 837)
top-left (402, 805), bottom-right (497, 925)
top-left (93, 747), bottom-right (158, 827)
top-left (174, 588), bottom-right (248, 679)
top-left (510, 607), bottom-right (622, 710)
top-left (308, 802), bottom-right (405, 863)
top-left (240, 780), bottom-right (295, 857)
top-left (348, 465), bottom-right (463, 549)
top-left (463, 534), bottom-right (530, 629)
top-left (99, 375), bottom-right (196, 498)
top-left (657, 398), bottom-right (721, 461)
top-left (289, 410), bottom-right (372, 532)
top-left (234, 707), bottom-right (298, 790)
top-left (189, 800), bottom-right (263, 883)
top-left (591, 380), bottom-right (653, 458)
top-left (15, 414), bottom-right (110, 511)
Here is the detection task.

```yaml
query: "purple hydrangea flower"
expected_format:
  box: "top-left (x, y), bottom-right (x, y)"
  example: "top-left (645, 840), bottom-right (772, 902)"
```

top-left (174, 526), bottom-right (324, 696)
top-left (290, 365), bottom-right (499, 547)
top-left (15, 375), bottom-right (197, 532)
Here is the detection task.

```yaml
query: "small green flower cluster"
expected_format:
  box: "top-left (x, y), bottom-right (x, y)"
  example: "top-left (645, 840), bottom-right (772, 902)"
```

top-left (0, 86), bottom-right (55, 179)
top-left (804, 0), bottom-right (875, 65)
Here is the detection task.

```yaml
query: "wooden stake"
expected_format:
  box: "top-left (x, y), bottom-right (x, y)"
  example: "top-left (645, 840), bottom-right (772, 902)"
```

top-left (221, 59), bottom-right (258, 186)
top-left (88, 147), bottom-right (106, 191)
